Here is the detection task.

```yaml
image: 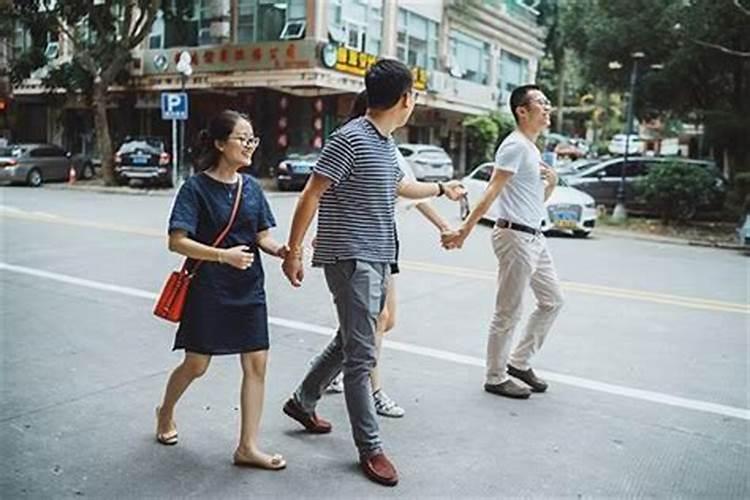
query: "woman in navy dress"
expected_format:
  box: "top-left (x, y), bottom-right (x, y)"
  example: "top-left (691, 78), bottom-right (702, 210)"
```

top-left (155, 110), bottom-right (288, 470)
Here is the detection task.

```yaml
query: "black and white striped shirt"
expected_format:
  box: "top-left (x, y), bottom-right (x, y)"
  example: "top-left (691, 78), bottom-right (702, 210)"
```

top-left (312, 117), bottom-right (404, 266)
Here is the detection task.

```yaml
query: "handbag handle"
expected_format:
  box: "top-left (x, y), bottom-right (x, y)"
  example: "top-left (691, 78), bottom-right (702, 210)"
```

top-left (179, 174), bottom-right (244, 275)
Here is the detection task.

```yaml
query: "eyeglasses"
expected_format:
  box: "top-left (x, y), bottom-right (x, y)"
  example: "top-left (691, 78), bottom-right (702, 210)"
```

top-left (524, 97), bottom-right (552, 108)
top-left (229, 135), bottom-right (260, 148)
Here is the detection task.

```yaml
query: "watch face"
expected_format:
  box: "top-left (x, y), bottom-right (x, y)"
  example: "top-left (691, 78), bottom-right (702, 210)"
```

top-left (321, 44), bottom-right (337, 68)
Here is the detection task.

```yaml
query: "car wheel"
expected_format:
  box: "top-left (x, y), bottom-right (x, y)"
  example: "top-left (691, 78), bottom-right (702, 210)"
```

top-left (573, 230), bottom-right (590, 238)
top-left (27, 168), bottom-right (43, 187)
top-left (81, 162), bottom-right (95, 180)
top-left (459, 195), bottom-right (470, 220)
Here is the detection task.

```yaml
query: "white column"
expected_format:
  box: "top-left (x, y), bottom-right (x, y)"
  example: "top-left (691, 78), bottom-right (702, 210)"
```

top-left (381, 0), bottom-right (397, 57)
top-left (309, 0), bottom-right (328, 41)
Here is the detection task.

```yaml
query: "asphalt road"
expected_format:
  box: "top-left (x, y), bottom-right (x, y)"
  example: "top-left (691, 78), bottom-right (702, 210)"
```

top-left (1, 185), bottom-right (748, 498)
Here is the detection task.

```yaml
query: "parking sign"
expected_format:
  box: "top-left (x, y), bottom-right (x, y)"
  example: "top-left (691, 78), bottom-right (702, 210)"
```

top-left (161, 92), bottom-right (188, 121)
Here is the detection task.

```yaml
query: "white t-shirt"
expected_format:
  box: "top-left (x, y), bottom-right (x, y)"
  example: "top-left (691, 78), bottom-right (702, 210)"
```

top-left (493, 130), bottom-right (545, 229)
top-left (395, 148), bottom-right (423, 212)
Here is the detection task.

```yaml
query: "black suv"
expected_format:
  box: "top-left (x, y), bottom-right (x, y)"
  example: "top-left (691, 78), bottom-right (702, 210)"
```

top-left (114, 137), bottom-right (172, 186)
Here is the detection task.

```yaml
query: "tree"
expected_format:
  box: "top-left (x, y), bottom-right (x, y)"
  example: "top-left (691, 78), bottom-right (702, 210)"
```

top-left (559, 0), bottom-right (750, 179)
top-left (6, 0), bottom-right (161, 185)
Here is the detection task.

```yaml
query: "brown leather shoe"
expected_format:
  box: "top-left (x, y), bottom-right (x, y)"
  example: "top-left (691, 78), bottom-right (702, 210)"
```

top-left (484, 379), bottom-right (531, 399)
top-left (360, 452), bottom-right (398, 487)
top-left (282, 397), bottom-right (332, 434)
top-left (507, 365), bottom-right (548, 393)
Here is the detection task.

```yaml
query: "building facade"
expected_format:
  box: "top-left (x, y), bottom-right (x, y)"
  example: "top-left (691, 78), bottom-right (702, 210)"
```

top-left (10, 0), bottom-right (544, 175)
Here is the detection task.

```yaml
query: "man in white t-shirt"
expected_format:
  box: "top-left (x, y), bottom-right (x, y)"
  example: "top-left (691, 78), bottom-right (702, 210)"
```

top-left (442, 84), bottom-right (564, 399)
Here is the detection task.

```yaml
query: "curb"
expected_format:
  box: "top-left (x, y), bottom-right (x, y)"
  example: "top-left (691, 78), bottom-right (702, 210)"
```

top-left (43, 177), bottom-right (284, 197)
top-left (594, 228), bottom-right (746, 251)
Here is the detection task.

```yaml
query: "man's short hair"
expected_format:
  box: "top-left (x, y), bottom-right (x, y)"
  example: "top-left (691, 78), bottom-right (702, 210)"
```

top-left (509, 84), bottom-right (541, 123)
top-left (365, 59), bottom-right (413, 110)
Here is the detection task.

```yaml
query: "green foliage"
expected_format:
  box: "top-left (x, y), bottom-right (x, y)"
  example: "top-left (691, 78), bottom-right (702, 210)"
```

top-left (637, 162), bottom-right (722, 223)
top-left (463, 115), bottom-right (499, 169)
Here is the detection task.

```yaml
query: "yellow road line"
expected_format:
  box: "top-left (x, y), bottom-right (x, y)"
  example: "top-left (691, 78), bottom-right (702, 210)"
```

top-left (402, 260), bottom-right (750, 315)
top-left (4, 210), bottom-right (747, 315)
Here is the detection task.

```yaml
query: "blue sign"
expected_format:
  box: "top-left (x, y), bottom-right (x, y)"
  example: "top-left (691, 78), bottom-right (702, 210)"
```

top-left (161, 92), bottom-right (188, 120)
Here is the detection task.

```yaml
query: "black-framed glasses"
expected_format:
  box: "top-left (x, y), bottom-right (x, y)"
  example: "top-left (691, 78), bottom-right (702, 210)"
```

top-left (524, 97), bottom-right (552, 108)
top-left (229, 135), bottom-right (260, 148)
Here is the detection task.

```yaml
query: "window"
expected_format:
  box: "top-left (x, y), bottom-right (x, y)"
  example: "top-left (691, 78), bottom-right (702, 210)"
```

top-left (329, 0), bottom-right (383, 55)
top-left (237, 0), bottom-right (256, 42)
top-left (148, 10), bottom-right (164, 49)
top-left (449, 30), bottom-right (490, 83)
top-left (398, 147), bottom-right (414, 158)
top-left (472, 164), bottom-right (493, 182)
top-left (498, 50), bottom-right (528, 103)
top-left (31, 147), bottom-right (64, 158)
top-left (397, 8), bottom-right (438, 70)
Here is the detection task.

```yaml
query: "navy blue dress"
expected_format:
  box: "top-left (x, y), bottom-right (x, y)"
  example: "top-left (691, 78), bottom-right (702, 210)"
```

top-left (168, 173), bottom-right (276, 355)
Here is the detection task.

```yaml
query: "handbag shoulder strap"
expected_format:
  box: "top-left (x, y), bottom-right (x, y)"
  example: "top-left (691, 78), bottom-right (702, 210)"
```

top-left (180, 174), bottom-right (244, 273)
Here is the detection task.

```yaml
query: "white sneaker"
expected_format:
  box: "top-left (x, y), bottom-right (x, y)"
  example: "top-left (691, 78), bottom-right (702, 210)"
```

top-left (373, 390), bottom-right (405, 418)
top-left (326, 372), bottom-right (344, 394)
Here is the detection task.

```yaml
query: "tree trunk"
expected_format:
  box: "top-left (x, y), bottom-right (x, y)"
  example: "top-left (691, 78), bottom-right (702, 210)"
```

top-left (556, 51), bottom-right (566, 134)
top-left (93, 81), bottom-right (115, 186)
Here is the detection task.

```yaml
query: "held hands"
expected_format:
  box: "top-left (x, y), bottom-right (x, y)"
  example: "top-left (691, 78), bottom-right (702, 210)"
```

top-left (281, 246), bottom-right (304, 287)
top-left (442, 180), bottom-right (467, 201)
top-left (441, 225), bottom-right (469, 250)
top-left (275, 244), bottom-right (290, 260)
top-left (220, 245), bottom-right (255, 270)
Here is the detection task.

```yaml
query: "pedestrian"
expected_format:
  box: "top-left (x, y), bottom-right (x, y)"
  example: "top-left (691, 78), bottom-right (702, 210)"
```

top-left (155, 110), bottom-right (288, 470)
top-left (324, 90), bottom-right (455, 420)
top-left (442, 84), bottom-right (564, 399)
top-left (279, 59), bottom-right (464, 487)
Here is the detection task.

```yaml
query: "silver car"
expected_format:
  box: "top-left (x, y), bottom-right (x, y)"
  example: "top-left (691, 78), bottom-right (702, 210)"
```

top-left (0, 143), bottom-right (73, 187)
top-left (397, 144), bottom-right (454, 181)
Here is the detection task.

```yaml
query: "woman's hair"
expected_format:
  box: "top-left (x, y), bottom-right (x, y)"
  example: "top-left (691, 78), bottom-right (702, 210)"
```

top-left (194, 110), bottom-right (251, 171)
top-left (347, 90), bottom-right (368, 121)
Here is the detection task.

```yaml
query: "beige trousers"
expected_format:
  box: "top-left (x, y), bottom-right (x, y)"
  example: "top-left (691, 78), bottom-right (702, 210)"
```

top-left (486, 226), bottom-right (564, 385)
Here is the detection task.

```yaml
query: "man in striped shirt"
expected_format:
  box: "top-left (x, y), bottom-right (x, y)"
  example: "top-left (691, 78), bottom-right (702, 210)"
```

top-left (280, 59), bottom-right (464, 487)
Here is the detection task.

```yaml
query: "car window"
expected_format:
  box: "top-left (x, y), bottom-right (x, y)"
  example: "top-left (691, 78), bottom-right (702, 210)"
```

top-left (623, 160), bottom-right (647, 177)
top-left (0, 147), bottom-right (19, 156)
top-left (46, 146), bottom-right (67, 157)
top-left (30, 147), bottom-right (52, 157)
top-left (397, 147), bottom-right (413, 157)
top-left (472, 165), bottom-right (493, 182)
top-left (119, 140), bottom-right (164, 153)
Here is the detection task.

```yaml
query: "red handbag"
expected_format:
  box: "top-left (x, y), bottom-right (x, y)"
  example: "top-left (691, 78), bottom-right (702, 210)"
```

top-left (154, 175), bottom-right (244, 322)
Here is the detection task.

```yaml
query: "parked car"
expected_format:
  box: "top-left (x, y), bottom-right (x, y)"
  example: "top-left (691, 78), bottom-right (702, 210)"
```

top-left (114, 137), bottom-right (172, 186)
top-left (545, 133), bottom-right (588, 160)
top-left (397, 144), bottom-right (454, 181)
top-left (608, 134), bottom-right (644, 155)
top-left (0, 143), bottom-right (74, 187)
top-left (459, 162), bottom-right (597, 237)
top-left (274, 151), bottom-right (319, 191)
top-left (554, 157), bottom-right (600, 177)
top-left (564, 156), bottom-right (726, 214)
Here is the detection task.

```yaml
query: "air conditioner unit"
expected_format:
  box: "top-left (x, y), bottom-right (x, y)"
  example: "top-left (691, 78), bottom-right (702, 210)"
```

top-left (280, 20), bottom-right (306, 40)
top-left (427, 71), bottom-right (449, 94)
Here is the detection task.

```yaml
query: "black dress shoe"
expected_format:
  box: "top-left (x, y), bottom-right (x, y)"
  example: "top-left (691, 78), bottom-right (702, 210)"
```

top-left (484, 379), bottom-right (531, 399)
top-left (507, 365), bottom-right (548, 393)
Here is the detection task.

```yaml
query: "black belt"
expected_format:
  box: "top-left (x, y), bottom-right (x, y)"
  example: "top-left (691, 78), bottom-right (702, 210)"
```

top-left (496, 218), bottom-right (541, 236)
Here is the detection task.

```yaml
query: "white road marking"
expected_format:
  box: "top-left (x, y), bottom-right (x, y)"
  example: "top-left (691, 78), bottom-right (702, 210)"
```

top-left (2, 261), bottom-right (748, 422)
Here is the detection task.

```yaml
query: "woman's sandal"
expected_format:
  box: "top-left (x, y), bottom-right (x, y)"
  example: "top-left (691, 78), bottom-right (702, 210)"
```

top-left (233, 449), bottom-right (287, 471)
top-left (155, 406), bottom-right (178, 446)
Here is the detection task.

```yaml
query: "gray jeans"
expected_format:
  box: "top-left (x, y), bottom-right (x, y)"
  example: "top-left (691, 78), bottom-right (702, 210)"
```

top-left (293, 259), bottom-right (388, 458)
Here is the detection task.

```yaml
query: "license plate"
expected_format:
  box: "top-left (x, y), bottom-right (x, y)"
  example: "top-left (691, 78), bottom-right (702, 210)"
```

top-left (552, 210), bottom-right (578, 229)
top-left (131, 155), bottom-right (149, 164)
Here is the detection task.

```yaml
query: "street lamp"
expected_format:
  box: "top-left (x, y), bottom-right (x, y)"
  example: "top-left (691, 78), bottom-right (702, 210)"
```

top-left (611, 51), bottom-right (644, 223)
top-left (176, 51), bottom-right (193, 185)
